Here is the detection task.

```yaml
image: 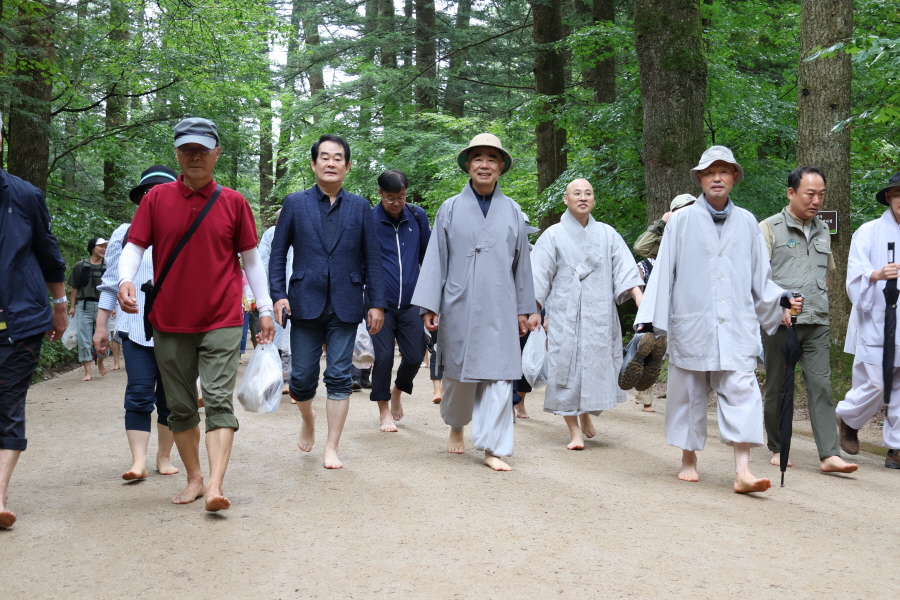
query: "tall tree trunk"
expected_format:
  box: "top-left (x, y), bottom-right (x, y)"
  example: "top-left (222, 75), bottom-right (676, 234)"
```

top-left (635, 0), bottom-right (707, 223)
top-left (796, 0), bottom-right (852, 349)
top-left (7, 1), bottom-right (54, 192)
top-left (259, 88), bottom-right (274, 227)
top-left (103, 0), bottom-right (129, 219)
top-left (276, 0), bottom-right (303, 185)
top-left (379, 0), bottom-right (397, 69)
top-left (360, 0), bottom-right (378, 130)
top-left (303, 2), bottom-right (324, 95)
top-left (414, 0), bottom-right (437, 111)
top-left (445, 0), bottom-right (472, 117)
top-left (590, 0), bottom-right (616, 102)
top-left (402, 0), bottom-right (413, 68)
top-left (532, 0), bottom-right (568, 229)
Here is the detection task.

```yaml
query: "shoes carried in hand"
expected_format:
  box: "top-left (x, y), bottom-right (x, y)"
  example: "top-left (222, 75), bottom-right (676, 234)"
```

top-left (618, 332), bottom-right (665, 391)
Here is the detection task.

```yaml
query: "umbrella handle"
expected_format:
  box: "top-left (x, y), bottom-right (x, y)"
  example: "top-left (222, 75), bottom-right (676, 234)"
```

top-left (790, 292), bottom-right (801, 327)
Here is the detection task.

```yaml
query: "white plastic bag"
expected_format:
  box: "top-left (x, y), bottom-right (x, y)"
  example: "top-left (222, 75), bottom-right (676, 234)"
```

top-left (352, 322), bottom-right (375, 368)
top-left (61, 318), bottom-right (78, 350)
top-left (236, 343), bottom-right (283, 413)
top-left (521, 326), bottom-right (548, 389)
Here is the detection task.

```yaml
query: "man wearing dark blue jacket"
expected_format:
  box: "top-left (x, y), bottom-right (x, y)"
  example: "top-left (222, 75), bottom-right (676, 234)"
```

top-left (270, 135), bottom-right (386, 469)
top-left (369, 170), bottom-right (431, 432)
top-left (0, 121), bottom-right (68, 527)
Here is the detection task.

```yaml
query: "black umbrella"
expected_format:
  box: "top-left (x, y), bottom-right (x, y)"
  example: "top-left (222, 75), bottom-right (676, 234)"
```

top-left (779, 294), bottom-right (803, 487)
top-left (883, 242), bottom-right (899, 419)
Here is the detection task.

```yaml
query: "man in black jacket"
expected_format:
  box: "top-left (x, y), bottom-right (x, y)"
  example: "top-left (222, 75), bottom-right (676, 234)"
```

top-left (0, 119), bottom-right (68, 528)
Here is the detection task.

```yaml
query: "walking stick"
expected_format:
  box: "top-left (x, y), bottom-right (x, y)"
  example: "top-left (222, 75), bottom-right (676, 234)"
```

top-left (883, 242), bottom-right (898, 421)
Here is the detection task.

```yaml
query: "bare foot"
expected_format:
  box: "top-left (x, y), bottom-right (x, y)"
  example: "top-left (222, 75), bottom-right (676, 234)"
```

top-left (678, 450), bottom-right (699, 482)
top-left (205, 491), bottom-right (231, 512)
top-left (447, 429), bottom-right (465, 454)
top-left (379, 415), bottom-right (398, 432)
top-left (484, 454), bottom-right (512, 471)
top-left (0, 510), bottom-right (16, 528)
top-left (82, 374), bottom-right (91, 382)
top-left (567, 427), bottom-right (585, 450)
top-left (156, 455), bottom-right (179, 475)
top-left (579, 414), bottom-right (596, 439)
top-left (515, 405), bottom-right (530, 419)
top-left (323, 447), bottom-right (343, 469)
top-left (298, 410), bottom-right (315, 452)
top-left (820, 455), bottom-right (859, 474)
top-left (172, 480), bottom-right (205, 504)
top-left (770, 452), bottom-right (792, 467)
top-left (734, 473), bottom-right (772, 494)
top-left (122, 465), bottom-right (148, 480)
top-left (98, 362), bottom-right (107, 377)
top-left (642, 404), bottom-right (656, 412)
top-left (391, 398), bottom-right (404, 421)
top-left (432, 396), bottom-right (441, 404)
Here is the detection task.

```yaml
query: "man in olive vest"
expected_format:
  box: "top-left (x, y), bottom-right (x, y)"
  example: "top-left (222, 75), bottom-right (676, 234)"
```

top-left (759, 165), bottom-right (858, 474)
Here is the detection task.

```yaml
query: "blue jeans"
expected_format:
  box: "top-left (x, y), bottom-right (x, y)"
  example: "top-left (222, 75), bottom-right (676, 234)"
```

top-left (121, 333), bottom-right (170, 432)
top-left (289, 298), bottom-right (357, 401)
top-left (240, 312), bottom-right (250, 353)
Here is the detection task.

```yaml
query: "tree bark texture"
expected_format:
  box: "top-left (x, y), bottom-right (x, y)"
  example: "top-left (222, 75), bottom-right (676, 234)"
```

top-left (276, 0), bottom-right (303, 185)
top-left (379, 0), bottom-right (397, 69)
top-left (635, 0), bottom-right (707, 223)
top-left (414, 0), bottom-right (437, 111)
top-left (796, 0), bottom-right (852, 347)
top-left (103, 0), bottom-right (129, 220)
top-left (445, 0), bottom-right (472, 117)
top-left (532, 0), bottom-right (568, 229)
top-left (259, 92), bottom-right (274, 226)
top-left (303, 2), bottom-right (324, 95)
top-left (7, 1), bottom-right (54, 192)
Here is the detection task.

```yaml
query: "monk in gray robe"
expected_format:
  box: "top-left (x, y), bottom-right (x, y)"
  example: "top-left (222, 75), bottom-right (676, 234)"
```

top-left (411, 133), bottom-right (540, 471)
top-left (532, 179), bottom-right (644, 450)
top-left (635, 145), bottom-right (803, 494)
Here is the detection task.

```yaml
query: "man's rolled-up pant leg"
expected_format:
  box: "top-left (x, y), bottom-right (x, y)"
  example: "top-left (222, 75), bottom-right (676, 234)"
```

top-left (664, 365), bottom-right (710, 451)
top-left (121, 332), bottom-right (161, 432)
top-left (798, 324), bottom-right (841, 459)
top-left (393, 305), bottom-right (426, 395)
top-left (0, 334), bottom-right (43, 451)
top-left (762, 326), bottom-right (788, 453)
top-left (712, 370), bottom-right (765, 447)
top-left (197, 327), bottom-right (242, 432)
top-left (471, 380), bottom-right (514, 457)
top-left (154, 329), bottom-right (202, 433)
top-left (74, 301), bottom-right (96, 363)
top-left (370, 307), bottom-right (398, 402)
top-left (441, 378), bottom-right (477, 429)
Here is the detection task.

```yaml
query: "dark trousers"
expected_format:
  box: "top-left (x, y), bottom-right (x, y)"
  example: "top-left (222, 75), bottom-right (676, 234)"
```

top-left (370, 304), bottom-right (426, 401)
top-left (0, 333), bottom-right (43, 451)
top-left (121, 333), bottom-right (170, 432)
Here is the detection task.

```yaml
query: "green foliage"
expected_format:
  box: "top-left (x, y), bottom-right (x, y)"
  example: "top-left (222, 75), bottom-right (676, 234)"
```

top-left (32, 339), bottom-right (78, 383)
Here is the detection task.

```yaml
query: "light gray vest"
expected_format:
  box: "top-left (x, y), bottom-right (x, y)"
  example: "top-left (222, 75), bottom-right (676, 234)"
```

top-left (764, 208), bottom-right (831, 325)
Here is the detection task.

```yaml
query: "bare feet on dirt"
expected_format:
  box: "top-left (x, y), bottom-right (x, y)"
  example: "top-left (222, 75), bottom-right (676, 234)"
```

top-left (448, 429), bottom-right (465, 454)
top-left (733, 473), bottom-right (771, 494)
top-left (515, 404), bottom-right (530, 419)
top-left (298, 410), bottom-right (315, 452)
top-left (205, 487), bottom-right (230, 512)
top-left (173, 480), bottom-right (205, 505)
top-left (579, 414), bottom-right (596, 438)
top-left (820, 455), bottom-right (859, 474)
top-left (642, 404), bottom-right (655, 413)
top-left (678, 450), bottom-right (699, 482)
top-left (770, 452), bottom-right (792, 467)
top-left (483, 453), bottom-right (511, 471)
top-left (379, 403), bottom-right (398, 432)
top-left (82, 374), bottom-right (91, 382)
top-left (432, 396), bottom-right (441, 404)
top-left (323, 447), bottom-right (343, 469)
top-left (121, 465), bottom-right (148, 481)
top-left (0, 507), bottom-right (16, 528)
top-left (156, 454), bottom-right (179, 475)
top-left (390, 389), bottom-right (404, 422)
top-left (97, 362), bottom-right (107, 377)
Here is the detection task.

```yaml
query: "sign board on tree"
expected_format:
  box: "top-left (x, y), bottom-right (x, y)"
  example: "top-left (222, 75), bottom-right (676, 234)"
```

top-left (818, 210), bottom-right (837, 235)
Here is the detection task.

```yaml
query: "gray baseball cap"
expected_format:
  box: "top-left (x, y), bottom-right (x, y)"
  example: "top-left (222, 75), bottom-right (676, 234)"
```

top-left (670, 193), bottom-right (696, 211)
top-left (174, 117), bottom-right (219, 149)
top-left (690, 145), bottom-right (744, 185)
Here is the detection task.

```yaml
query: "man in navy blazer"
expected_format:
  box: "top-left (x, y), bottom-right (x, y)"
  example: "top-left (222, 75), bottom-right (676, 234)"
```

top-left (270, 134), bottom-right (385, 469)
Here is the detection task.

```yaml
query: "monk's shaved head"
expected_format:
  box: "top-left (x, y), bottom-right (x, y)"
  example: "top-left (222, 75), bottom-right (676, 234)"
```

top-left (565, 178), bottom-right (593, 196)
top-left (563, 178), bottom-right (595, 226)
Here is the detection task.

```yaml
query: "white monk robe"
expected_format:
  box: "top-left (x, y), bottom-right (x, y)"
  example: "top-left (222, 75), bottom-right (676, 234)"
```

top-left (634, 195), bottom-right (785, 450)
top-left (532, 211), bottom-right (643, 415)
top-left (837, 209), bottom-right (900, 449)
top-left (411, 182), bottom-right (535, 456)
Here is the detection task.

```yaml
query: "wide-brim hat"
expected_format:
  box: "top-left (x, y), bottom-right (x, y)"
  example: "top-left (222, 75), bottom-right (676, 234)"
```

top-left (128, 165), bottom-right (178, 205)
top-left (690, 145), bottom-right (744, 185)
top-left (670, 193), bottom-right (697, 211)
top-left (876, 172), bottom-right (900, 206)
top-left (457, 133), bottom-right (513, 175)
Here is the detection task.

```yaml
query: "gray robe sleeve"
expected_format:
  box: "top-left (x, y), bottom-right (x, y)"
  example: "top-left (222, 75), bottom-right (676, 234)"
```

top-left (513, 213), bottom-right (537, 315)
top-left (531, 230), bottom-right (557, 310)
top-left (411, 201), bottom-right (450, 315)
top-left (609, 230), bottom-right (643, 305)
top-left (750, 225), bottom-right (787, 336)
top-left (634, 211), bottom-right (677, 334)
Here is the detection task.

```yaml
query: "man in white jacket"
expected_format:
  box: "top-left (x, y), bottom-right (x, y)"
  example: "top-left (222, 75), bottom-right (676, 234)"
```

top-left (838, 172), bottom-right (900, 469)
top-left (635, 146), bottom-right (803, 493)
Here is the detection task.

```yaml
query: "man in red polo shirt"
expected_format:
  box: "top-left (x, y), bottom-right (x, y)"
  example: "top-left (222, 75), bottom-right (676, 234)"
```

top-left (117, 117), bottom-right (274, 513)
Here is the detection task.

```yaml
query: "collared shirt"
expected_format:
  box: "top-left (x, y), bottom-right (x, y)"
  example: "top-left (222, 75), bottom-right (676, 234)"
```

top-left (470, 181), bottom-right (494, 217)
top-left (317, 185), bottom-right (344, 249)
top-left (98, 222), bottom-right (156, 347)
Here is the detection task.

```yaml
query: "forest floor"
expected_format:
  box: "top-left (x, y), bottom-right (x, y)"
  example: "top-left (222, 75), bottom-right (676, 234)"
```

top-left (2, 347), bottom-right (898, 600)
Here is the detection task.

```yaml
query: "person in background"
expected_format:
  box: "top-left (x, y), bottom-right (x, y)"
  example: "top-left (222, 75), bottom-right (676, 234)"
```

top-left (67, 237), bottom-right (108, 381)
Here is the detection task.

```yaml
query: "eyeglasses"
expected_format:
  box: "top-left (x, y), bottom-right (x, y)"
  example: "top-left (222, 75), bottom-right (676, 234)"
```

top-left (382, 195), bottom-right (407, 204)
top-left (176, 146), bottom-right (214, 156)
top-left (566, 191), bottom-right (594, 199)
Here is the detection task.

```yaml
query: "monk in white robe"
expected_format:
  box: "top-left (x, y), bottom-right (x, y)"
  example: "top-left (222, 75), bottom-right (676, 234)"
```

top-left (412, 134), bottom-right (540, 471)
top-left (635, 145), bottom-right (802, 493)
top-left (838, 174), bottom-right (900, 468)
top-left (532, 179), bottom-right (644, 449)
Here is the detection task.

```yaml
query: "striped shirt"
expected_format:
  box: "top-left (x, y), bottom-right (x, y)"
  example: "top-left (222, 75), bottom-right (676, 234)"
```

top-left (98, 222), bottom-right (156, 347)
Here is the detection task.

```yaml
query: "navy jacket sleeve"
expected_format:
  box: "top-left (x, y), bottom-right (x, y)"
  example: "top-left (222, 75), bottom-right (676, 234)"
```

top-left (269, 193), bottom-right (295, 302)
top-left (414, 205), bottom-right (431, 265)
top-left (30, 187), bottom-right (66, 283)
top-left (360, 199), bottom-right (386, 309)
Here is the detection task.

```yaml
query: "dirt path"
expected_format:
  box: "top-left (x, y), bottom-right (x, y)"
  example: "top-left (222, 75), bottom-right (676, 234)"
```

top-left (2, 349), bottom-right (898, 599)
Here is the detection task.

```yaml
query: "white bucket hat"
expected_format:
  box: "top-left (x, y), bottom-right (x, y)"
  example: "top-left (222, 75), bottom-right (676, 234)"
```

top-left (457, 133), bottom-right (513, 175)
top-left (690, 145), bottom-right (744, 185)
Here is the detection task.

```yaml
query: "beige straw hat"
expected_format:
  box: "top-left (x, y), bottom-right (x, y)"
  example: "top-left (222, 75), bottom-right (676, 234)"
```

top-left (456, 133), bottom-right (513, 175)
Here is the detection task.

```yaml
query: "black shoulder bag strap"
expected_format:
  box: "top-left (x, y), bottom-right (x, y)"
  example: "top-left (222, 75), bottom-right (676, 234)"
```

top-left (141, 184), bottom-right (223, 341)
